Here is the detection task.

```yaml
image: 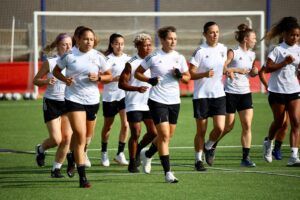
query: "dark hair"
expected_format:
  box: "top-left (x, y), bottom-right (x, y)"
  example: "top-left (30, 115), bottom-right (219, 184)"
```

top-left (72, 26), bottom-right (86, 47)
top-left (77, 27), bottom-right (98, 47)
top-left (263, 16), bottom-right (299, 42)
top-left (203, 21), bottom-right (218, 33)
top-left (157, 26), bottom-right (176, 40)
top-left (104, 33), bottom-right (124, 56)
top-left (43, 33), bottom-right (71, 53)
top-left (235, 24), bottom-right (254, 43)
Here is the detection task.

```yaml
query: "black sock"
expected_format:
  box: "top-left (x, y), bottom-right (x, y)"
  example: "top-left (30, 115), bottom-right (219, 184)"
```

top-left (145, 143), bottom-right (158, 158)
top-left (242, 148), bottom-right (250, 160)
top-left (160, 155), bottom-right (170, 175)
top-left (274, 140), bottom-right (282, 151)
top-left (77, 165), bottom-right (86, 178)
top-left (136, 143), bottom-right (143, 155)
top-left (101, 142), bottom-right (108, 152)
top-left (117, 142), bottom-right (126, 155)
top-left (129, 158), bottom-right (135, 165)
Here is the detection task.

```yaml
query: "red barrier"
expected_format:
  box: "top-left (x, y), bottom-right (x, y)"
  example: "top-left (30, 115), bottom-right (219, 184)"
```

top-left (0, 61), bottom-right (266, 94)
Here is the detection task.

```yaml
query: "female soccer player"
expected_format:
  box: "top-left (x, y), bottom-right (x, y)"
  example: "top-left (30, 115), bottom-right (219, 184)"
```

top-left (213, 24), bottom-right (258, 167)
top-left (189, 21), bottom-right (227, 170)
top-left (118, 33), bottom-right (157, 173)
top-left (34, 33), bottom-right (73, 178)
top-left (135, 26), bottom-right (190, 183)
top-left (262, 16), bottom-right (300, 166)
top-left (53, 27), bottom-right (112, 188)
top-left (100, 33), bottom-right (131, 167)
top-left (259, 65), bottom-right (289, 160)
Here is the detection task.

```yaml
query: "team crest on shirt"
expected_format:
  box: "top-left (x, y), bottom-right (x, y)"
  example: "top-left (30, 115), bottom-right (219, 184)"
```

top-left (220, 52), bottom-right (225, 57)
top-left (89, 57), bottom-right (97, 64)
top-left (249, 57), bottom-right (253, 62)
top-left (283, 52), bottom-right (287, 55)
top-left (205, 55), bottom-right (209, 58)
top-left (239, 57), bottom-right (243, 60)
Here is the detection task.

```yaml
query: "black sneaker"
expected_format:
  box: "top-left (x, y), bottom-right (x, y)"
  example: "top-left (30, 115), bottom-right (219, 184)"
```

top-left (204, 148), bottom-right (215, 166)
top-left (35, 144), bottom-right (45, 167)
top-left (128, 161), bottom-right (140, 173)
top-left (240, 157), bottom-right (256, 167)
top-left (195, 160), bottom-right (207, 171)
top-left (51, 168), bottom-right (64, 178)
top-left (79, 177), bottom-right (91, 188)
top-left (67, 152), bottom-right (75, 178)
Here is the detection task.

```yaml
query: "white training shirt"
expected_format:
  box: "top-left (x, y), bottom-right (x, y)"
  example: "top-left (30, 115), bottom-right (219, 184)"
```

top-left (44, 56), bottom-right (66, 101)
top-left (57, 49), bottom-right (109, 105)
top-left (268, 42), bottom-right (300, 94)
top-left (190, 42), bottom-right (227, 99)
top-left (125, 54), bottom-right (151, 112)
top-left (141, 49), bottom-right (189, 105)
top-left (225, 46), bottom-right (256, 94)
top-left (102, 53), bottom-right (131, 102)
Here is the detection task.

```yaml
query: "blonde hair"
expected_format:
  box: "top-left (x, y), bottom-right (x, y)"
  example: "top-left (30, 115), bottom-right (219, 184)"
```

top-left (43, 33), bottom-right (71, 54)
top-left (133, 33), bottom-right (152, 48)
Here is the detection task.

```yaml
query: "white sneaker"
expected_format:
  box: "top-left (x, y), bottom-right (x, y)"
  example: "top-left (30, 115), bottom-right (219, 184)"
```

top-left (165, 171), bottom-right (178, 183)
top-left (84, 152), bottom-right (91, 168)
top-left (101, 152), bottom-right (110, 167)
top-left (263, 139), bottom-right (272, 163)
top-left (114, 152), bottom-right (129, 165)
top-left (140, 149), bottom-right (152, 174)
top-left (287, 157), bottom-right (300, 167)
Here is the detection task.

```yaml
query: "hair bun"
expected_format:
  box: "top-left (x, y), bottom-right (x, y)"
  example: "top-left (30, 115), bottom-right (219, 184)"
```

top-left (237, 24), bottom-right (249, 32)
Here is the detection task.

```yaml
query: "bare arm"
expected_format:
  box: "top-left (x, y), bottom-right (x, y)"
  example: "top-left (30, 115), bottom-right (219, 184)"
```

top-left (33, 61), bottom-right (55, 86)
top-left (119, 63), bottom-right (148, 93)
top-left (258, 67), bottom-right (268, 90)
top-left (265, 56), bottom-right (294, 72)
top-left (99, 69), bottom-right (113, 82)
top-left (53, 65), bottom-right (74, 86)
top-left (189, 63), bottom-right (214, 80)
top-left (134, 65), bottom-right (149, 82)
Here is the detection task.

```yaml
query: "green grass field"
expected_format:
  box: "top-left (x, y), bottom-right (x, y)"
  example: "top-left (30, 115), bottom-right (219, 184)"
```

top-left (0, 94), bottom-right (299, 200)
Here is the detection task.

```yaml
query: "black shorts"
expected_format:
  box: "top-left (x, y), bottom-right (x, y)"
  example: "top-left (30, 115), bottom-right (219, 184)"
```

top-left (193, 96), bottom-right (226, 119)
top-left (102, 98), bottom-right (126, 118)
top-left (268, 91), bottom-right (300, 106)
top-left (226, 92), bottom-right (253, 113)
top-left (65, 99), bottom-right (99, 121)
top-left (148, 99), bottom-right (180, 125)
top-left (126, 110), bottom-right (152, 123)
top-left (43, 98), bottom-right (67, 123)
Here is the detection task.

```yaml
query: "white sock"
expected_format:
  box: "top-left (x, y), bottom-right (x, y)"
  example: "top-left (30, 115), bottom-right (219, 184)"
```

top-left (52, 162), bottom-right (62, 171)
top-left (195, 151), bottom-right (203, 161)
top-left (205, 140), bottom-right (215, 150)
top-left (291, 147), bottom-right (298, 158)
top-left (38, 145), bottom-right (45, 153)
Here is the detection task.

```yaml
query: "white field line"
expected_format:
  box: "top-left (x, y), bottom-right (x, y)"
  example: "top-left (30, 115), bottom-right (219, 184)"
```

top-left (0, 144), bottom-right (289, 154)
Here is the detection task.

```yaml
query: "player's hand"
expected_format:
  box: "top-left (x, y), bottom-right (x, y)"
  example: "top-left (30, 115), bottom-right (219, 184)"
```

top-left (173, 68), bottom-right (183, 79)
top-left (147, 77), bottom-right (159, 86)
top-left (249, 67), bottom-right (258, 77)
top-left (65, 77), bottom-right (74, 86)
top-left (283, 55), bottom-right (295, 66)
top-left (88, 72), bottom-right (99, 82)
top-left (226, 71), bottom-right (234, 79)
top-left (137, 86), bottom-right (148, 93)
top-left (207, 69), bottom-right (214, 77)
top-left (48, 77), bottom-right (56, 85)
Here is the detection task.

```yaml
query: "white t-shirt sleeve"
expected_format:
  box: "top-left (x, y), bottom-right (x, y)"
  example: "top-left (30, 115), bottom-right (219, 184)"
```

top-left (140, 55), bottom-right (152, 70)
top-left (56, 53), bottom-right (68, 70)
top-left (99, 55), bottom-right (110, 73)
top-left (189, 48), bottom-right (201, 67)
top-left (268, 47), bottom-right (279, 62)
top-left (179, 55), bottom-right (189, 72)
